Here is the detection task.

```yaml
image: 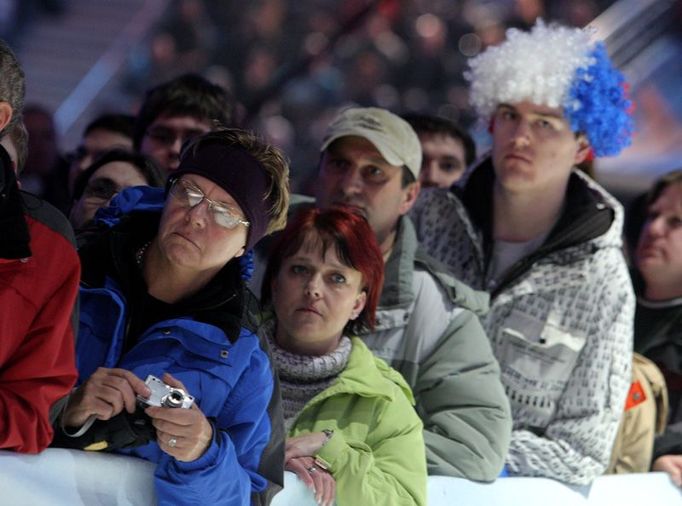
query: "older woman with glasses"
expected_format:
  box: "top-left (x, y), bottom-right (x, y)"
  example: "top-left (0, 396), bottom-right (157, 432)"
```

top-left (52, 128), bottom-right (290, 505)
top-left (261, 206), bottom-right (426, 506)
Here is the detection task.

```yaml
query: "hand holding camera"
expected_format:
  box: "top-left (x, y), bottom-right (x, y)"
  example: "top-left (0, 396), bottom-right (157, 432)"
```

top-left (63, 367), bottom-right (152, 427)
top-left (137, 374), bottom-right (194, 409)
top-left (143, 372), bottom-right (214, 462)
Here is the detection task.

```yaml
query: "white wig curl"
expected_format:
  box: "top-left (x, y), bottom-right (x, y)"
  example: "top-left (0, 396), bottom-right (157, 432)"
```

top-left (466, 20), bottom-right (593, 116)
top-left (465, 20), bottom-right (634, 156)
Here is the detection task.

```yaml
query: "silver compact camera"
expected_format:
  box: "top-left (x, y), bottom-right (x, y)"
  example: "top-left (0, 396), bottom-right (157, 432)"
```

top-left (137, 374), bottom-right (195, 409)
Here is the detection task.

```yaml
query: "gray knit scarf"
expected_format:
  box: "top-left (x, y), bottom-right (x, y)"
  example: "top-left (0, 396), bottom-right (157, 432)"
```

top-left (264, 320), bottom-right (352, 430)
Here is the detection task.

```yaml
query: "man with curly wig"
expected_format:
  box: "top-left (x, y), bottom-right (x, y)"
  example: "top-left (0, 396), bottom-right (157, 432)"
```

top-left (410, 20), bottom-right (635, 484)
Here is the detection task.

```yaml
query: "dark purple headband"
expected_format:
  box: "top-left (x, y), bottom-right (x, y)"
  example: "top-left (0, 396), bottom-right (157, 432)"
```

top-left (170, 142), bottom-right (271, 250)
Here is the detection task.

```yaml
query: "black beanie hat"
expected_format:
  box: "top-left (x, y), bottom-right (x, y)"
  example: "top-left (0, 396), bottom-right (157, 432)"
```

top-left (169, 141), bottom-right (271, 250)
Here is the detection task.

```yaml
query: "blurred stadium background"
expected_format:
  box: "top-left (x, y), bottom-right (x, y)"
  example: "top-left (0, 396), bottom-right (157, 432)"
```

top-left (4, 0), bottom-right (682, 199)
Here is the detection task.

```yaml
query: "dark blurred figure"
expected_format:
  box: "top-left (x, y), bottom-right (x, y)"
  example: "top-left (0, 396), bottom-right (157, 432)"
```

top-left (22, 104), bottom-right (62, 195)
top-left (22, 103), bottom-right (75, 213)
top-left (403, 113), bottom-right (476, 188)
top-left (0, 116), bottom-right (27, 176)
top-left (631, 170), bottom-right (682, 484)
top-left (134, 73), bottom-right (234, 174)
top-left (158, 0), bottom-right (216, 73)
top-left (69, 149), bottom-right (163, 231)
top-left (67, 113), bottom-right (135, 195)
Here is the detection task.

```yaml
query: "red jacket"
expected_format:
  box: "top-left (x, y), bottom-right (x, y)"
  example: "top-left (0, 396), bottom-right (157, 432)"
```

top-left (0, 193), bottom-right (79, 453)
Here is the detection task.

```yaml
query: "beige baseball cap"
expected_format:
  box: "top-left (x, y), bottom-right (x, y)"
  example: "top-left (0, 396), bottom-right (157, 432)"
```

top-left (320, 107), bottom-right (422, 180)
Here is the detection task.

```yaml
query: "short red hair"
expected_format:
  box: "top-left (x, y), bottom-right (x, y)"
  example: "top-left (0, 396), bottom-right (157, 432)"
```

top-left (262, 205), bottom-right (384, 333)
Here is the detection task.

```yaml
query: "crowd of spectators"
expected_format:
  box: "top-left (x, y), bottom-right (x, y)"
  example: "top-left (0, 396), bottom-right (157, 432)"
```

top-left (122, 0), bottom-right (613, 190)
top-left (6, 2), bottom-right (682, 505)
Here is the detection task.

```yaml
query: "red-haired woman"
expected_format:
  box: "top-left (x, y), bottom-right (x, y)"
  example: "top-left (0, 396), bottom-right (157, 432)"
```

top-left (261, 206), bottom-right (426, 506)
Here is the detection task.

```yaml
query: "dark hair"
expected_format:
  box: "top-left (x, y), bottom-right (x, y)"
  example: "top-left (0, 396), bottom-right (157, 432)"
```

top-left (262, 205), bottom-right (384, 335)
top-left (625, 169), bottom-right (682, 260)
top-left (645, 170), bottom-right (682, 208)
top-left (0, 39), bottom-right (25, 135)
top-left (402, 113), bottom-right (476, 166)
top-left (84, 113), bottom-right (135, 139)
top-left (133, 74), bottom-right (234, 150)
top-left (72, 149), bottom-right (164, 201)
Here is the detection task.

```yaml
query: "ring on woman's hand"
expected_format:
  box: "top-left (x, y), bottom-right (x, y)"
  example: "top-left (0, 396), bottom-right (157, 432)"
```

top-left (168, 437), bottom-right (178, 448)
top-left (307, 466), bottom-right (317, 473)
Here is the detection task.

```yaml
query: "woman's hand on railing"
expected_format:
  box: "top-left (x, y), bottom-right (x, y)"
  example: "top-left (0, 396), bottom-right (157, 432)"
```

top-left (285, 432), bottom-right (329, 460)
top-left (653, 455), bottom-right (682, 487)
top-left (286, 455), bottom-right (336, 506)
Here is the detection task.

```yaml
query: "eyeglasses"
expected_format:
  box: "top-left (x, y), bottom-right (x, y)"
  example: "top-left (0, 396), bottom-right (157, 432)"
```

top-left (83, 178), bottom-right (120, 202)
top-left (145, 126), bottom-right (207, 147)
top-left (169, 179), bottom-right (250, 230)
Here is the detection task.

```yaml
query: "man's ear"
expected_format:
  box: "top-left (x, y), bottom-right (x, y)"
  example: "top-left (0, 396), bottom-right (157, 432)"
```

top-left (574, 134), bottom-right (591, 165)
top-left (0, 102), bottom-right (13, 133)
top-left (399, 180), bottom-right (421, 215)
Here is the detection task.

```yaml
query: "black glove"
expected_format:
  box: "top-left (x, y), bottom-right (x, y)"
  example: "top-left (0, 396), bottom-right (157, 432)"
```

top-left (52, 407), bottom-right (157, 452)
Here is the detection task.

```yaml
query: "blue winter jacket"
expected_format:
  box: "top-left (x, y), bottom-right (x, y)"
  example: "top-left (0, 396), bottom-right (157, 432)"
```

top-left (74, 187), bottom-right (276, 505)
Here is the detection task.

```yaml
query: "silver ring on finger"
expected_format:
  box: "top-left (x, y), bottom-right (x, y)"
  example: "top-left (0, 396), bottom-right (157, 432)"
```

top-left (168, 437), bottom-right (178, 448)
top-left (307, 466), bottom-right (317, 473)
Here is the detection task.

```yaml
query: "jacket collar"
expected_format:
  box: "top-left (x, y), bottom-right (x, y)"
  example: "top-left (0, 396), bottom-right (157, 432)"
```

top-left (305, 337), bottom-right (414, 405)
top-left (380, 215), bottom-right (418, 309)
top-left (458, 156), bottom-right (619, 295)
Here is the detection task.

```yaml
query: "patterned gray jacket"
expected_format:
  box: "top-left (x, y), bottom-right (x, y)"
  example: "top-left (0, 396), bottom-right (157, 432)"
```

top-left (410, 160), bottom-right (634, 485)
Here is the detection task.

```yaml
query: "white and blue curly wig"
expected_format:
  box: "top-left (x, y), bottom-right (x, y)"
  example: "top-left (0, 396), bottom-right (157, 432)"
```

top-left (465, 20), bottom-right (634, 157)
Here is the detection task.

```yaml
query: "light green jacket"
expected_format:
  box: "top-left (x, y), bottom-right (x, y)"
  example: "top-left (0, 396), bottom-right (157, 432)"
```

top-left (289, 338), bottom-right (427, 506)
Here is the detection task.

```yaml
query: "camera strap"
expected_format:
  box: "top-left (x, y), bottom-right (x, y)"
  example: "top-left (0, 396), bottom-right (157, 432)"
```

top-left (53, 409), bottom-right (156, 452)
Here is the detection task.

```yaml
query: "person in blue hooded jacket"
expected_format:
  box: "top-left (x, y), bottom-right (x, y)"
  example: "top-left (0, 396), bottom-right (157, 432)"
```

top-left (53, 128), bottom-right (290, 505)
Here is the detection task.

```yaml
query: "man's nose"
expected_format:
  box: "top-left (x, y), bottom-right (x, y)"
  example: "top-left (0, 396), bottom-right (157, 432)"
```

top-left (419, 162), bottom-right (438, 188)
top-left (170, 136), bottom-right (184, 155)
top-left (511, 120), bottom-right (532, 148)
top-left (338, 167), bottom-right (363, 195)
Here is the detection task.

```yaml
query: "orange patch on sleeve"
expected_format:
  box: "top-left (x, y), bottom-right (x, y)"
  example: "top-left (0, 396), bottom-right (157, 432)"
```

top-left (624, 380), bottom-right (647, 411)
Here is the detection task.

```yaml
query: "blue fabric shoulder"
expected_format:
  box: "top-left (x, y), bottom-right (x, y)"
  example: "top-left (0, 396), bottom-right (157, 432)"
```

top-left (93, 186), bottom-right (166, 229)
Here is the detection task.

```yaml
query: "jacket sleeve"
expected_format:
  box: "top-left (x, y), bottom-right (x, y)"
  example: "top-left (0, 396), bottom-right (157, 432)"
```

top-left (314, 391), bottom-right (427, 506)
top-left (416, 308), bottom-right (512, 481)
top-left (153, 351), bottom-right (276, 506)
top-left (505, 264), bottom-right (634, 485)
top-left (0, 228), bottom-right (80, 453)
top-left (654, 422), bottom-right (682, 460)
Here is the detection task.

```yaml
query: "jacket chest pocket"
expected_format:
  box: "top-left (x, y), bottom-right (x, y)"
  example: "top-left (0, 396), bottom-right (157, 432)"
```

top-left (496, 309), bottom-right (587, 426)
top-left (119, 327), bottom-right (239, 416)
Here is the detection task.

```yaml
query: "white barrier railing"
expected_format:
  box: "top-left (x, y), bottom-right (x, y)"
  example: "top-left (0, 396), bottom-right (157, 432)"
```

top-left (1, 449), bottom-right (680, 505)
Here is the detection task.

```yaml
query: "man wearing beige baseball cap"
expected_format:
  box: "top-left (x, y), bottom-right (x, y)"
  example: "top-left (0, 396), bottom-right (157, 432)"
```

top-left (317, 107), bottom-right (422, 258)
top-left (304, 106), bottom-right (512, 481)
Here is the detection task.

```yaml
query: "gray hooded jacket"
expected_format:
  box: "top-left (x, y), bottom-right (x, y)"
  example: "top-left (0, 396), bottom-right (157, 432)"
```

top-left (410, 160), bottom-right (634, 485)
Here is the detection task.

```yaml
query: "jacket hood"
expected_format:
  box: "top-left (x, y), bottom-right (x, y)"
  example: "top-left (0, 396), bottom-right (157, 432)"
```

top-left (456, 155), bottom-right (625, 267)
top-left (381, 215), bottom-right (489, 315)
